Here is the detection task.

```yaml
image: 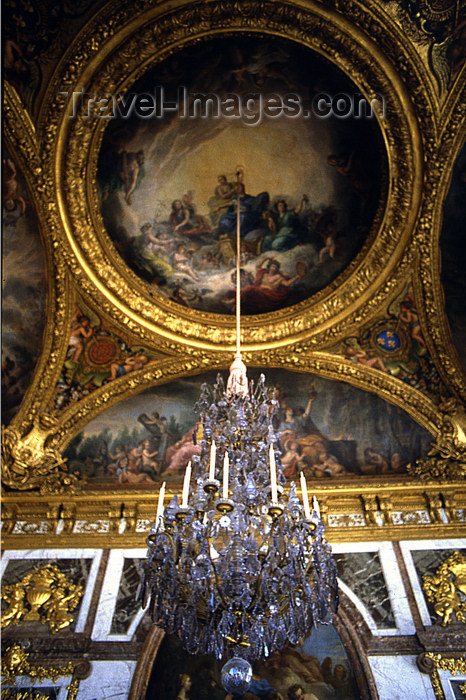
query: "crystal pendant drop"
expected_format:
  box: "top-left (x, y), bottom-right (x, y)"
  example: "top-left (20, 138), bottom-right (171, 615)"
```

top-left (220, 657), bottom-right (253, 694)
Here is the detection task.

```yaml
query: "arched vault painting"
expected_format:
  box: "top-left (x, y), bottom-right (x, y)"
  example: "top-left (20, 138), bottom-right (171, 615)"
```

top-left (145, 624), bottom-right (360, 699)
top-left (97, 36), bottom-right (386, 316)
top-left (440, 141), bottom-right (466, 370)
top-left (2, 150), bottom-right (47, 424)
top-left (64, 369), bottom-right (431, 486)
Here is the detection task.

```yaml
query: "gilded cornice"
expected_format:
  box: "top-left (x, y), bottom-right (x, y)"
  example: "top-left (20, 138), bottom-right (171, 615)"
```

top-left (2, 481), bottom-right (465, 549)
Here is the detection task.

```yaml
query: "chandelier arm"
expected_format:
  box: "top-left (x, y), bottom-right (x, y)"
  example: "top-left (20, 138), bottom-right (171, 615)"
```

top-left (162, 530), bottom-right (178, 563)
top-left (206, 542), bottom-right (229, 611)
top-left (246, 516), bottom-right (282, 613)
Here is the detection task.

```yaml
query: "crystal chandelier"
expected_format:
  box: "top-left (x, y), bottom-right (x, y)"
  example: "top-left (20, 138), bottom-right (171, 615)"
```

top-left (140, 174), bottom-right (338, 695)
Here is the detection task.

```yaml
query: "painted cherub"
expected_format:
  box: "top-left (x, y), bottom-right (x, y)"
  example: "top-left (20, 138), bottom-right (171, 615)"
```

top-left (3, 157), bottom-right (26, 214)
top-left (68, 311), bottom-right (93, 362)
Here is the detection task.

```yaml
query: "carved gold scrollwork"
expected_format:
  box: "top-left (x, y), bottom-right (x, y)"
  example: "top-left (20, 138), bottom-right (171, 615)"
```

top-left (418, 652), bottom-right (466, 699)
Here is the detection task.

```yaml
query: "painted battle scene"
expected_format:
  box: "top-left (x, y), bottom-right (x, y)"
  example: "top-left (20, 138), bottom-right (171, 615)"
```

top-left (440, 142), bottom-right (466, 370)
top-left (2, 150), bottom-right (47, 424)
top-left (97, 37), bottom-right (385, 316)
top-left (146, 624), bottom-right (359, 699)
top-left (64, 369), bottom-right (431, 486)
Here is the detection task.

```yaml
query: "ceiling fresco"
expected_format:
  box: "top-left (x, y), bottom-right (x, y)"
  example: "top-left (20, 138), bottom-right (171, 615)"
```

top-left (97, 36), bottom-right (385, 317)
top-left (1, 0), bottom-right (465, 505)
top-left (2, 2), bottom-right (466, 695)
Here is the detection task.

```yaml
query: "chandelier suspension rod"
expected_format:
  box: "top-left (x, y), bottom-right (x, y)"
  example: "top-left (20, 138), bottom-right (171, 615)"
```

top-left (235, 171), bottom-right (241, 358)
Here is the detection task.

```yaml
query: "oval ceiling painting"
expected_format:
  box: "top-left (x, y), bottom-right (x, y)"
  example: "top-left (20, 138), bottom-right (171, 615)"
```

top-left (97, 37), bottom-right (386, 316)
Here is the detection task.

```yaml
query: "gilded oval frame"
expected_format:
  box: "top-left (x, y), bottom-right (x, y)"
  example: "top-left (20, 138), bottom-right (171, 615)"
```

top-left (55, 0), bottom-right (423, 352)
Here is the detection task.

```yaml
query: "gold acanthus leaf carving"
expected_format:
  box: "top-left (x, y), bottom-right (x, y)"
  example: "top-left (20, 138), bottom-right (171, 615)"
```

top-left (1, 419), bottom-right (81, 494)
top-left (1, 564), bottom-right (83, 635)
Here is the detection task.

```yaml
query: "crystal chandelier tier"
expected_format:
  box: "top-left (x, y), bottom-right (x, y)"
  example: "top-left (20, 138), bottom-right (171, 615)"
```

top-left (140, 172), bottom-right (338, 694)
top-left (140, 372), bottom-right (338, 657)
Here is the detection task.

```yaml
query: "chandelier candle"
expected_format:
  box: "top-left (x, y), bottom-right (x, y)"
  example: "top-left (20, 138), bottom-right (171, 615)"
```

top-left (269, 444), bottom-right (278, 504)
top-left (181, 461), bottom-right (191, 508)
top-left (155, 481), bottom-right (166, 526)
top-left (223, 452), bottom-right (229, 499)
top-left (209, 440), bottom-right (216, 481)
top-left (300, 471), bottom-right (311, 520)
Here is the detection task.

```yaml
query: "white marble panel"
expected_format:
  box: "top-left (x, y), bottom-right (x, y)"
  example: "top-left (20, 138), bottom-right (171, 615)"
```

top-left (368, 655), bottom-right (436, 699)
top-left (0, 548), bottom-right (102, 633)
top-left (92, 548), bottom-right (147, 642)
top-left (331, 541), bottom-right (415, 635)
top-left (399, 538), bottom-right (466, 626)
top-left (77, 660), bottom-right (137, 700)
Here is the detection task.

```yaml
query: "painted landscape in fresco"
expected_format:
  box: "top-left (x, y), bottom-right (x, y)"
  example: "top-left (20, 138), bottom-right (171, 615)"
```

top-left (440, 142), bottom-right (466, 370)
top-left (97, 37), bottom-right (384, 316)
top-left (64, 369), bottom-right (431, 486)
top-left (2, 150), bottom-right (47, 424)
top-left (146, 624), bottom-right (359, 699)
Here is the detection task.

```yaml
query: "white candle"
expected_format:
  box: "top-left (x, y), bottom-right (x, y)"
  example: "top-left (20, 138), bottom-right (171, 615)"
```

top-left (313, 496), bottom-right (321, 519)
top-left (223, 451), bottom-right (229, 499)
top-left (182, 461), bottom-right (191, 507)
top-left (300, 471), bottom-right (311, 519)
top-left (209, 440), bottom-right (216, 480)
top-left (269, 444), bottom-right (278, 503)
top-left (156, 481), bottom-right (166, 525)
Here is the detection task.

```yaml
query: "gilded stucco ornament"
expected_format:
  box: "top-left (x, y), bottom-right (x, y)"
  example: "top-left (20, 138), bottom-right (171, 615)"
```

top-left (418, 652), bottom-right (466, 700)
top-left (422, 552), bottom-right (466, 626)
top-left (1, 563), bottom-right (83, 634)
top-left (1, 644), bottom-right (85, 699)
top-left (415, 87), bottom-right (466, 401)
top-left (1, 419), bottom-right (81, 494)
top-left (407, 397), bottom-right (466, 481)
